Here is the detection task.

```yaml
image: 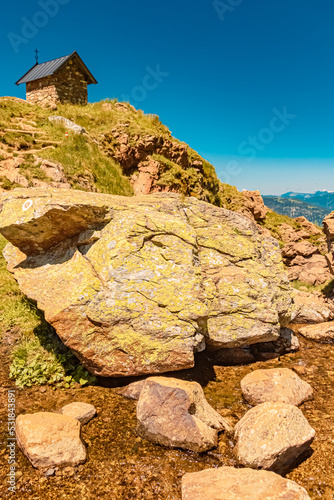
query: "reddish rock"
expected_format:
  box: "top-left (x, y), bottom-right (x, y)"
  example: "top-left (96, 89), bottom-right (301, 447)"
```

top-left (182, 466), bottom-right (311, 500)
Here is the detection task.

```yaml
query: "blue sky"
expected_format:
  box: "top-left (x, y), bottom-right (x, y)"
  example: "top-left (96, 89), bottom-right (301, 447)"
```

top-left (1, 0), bottom-right (334, 195)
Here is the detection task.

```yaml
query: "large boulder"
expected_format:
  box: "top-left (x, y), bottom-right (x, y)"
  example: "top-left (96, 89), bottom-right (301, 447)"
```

top-left (182, 466), bottom-right (311, 500)
top-left (136, 376), bottom-right (232, 452)
top-left (0, 188), bottom-right (292, 377)
top-left (240, 368), bottom-right (313, 406)
top-left (16, 412), bottom-right (86, 468)
top-left (234, 403), bottom-right (315, 473)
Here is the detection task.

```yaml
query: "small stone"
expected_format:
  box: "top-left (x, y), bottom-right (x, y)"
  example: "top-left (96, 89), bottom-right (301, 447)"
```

top-left (240, 368), bottom-right (313, 406)
top-left (44, 468), bottom-right (55, 478)
top-left (59, 402), bottom-right (97, 424)
top-left (39, 386), bottom-right (47, 393)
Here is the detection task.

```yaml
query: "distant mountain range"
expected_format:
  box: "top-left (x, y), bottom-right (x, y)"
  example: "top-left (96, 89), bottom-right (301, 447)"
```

top-left (263, 193), bottom-right (331, 226)
top-left (281, 191), bottom-right (334, 211)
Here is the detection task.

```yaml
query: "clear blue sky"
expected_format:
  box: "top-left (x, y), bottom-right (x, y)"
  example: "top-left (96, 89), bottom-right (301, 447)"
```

top-left (1, 0), bottom-right (334, 195)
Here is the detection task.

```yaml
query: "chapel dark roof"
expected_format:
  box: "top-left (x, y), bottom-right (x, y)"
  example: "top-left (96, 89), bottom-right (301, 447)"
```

top-left (15, 51), bottom-right (97, 86)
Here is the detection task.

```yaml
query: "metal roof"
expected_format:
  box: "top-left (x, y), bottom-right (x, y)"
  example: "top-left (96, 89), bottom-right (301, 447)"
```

top-left (16, 51), bottom-right (97, 86)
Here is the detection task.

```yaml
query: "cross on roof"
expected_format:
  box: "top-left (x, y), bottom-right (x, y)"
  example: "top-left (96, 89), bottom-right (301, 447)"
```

top-left (35, 49), bottom-right (39, 64)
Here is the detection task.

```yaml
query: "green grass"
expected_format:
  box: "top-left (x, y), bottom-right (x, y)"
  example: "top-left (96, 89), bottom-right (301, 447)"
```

top-left (292, 279), bottom-right (334, 297)
top-left (39, 134), bottom-right (133, 195)
top-left (0, 235), bottom-right (96, 388)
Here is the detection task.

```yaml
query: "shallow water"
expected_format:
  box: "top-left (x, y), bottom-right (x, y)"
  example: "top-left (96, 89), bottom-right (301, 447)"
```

top-left (0, 333), bottom-right (333, 499)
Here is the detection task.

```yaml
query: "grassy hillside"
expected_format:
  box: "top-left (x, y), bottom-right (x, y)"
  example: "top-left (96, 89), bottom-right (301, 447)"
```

top-left (263, 195), bottom-right (330, 226)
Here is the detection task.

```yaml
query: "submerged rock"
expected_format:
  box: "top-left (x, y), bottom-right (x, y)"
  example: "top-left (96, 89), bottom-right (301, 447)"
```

top-left (181, 466), bottom-right (311, 500)
top-left (16, 412), bottom-right (86, 468)
top-left (0, 188), bottom-right (292, 377)
top-left (59, 402), bottom-right (97, 424)
top-left (240, 368), bottom-right (313, 406)
top-left (234, 402), bottom-right (315, 474)
top-left (136, 377), bottom-right (232, 452)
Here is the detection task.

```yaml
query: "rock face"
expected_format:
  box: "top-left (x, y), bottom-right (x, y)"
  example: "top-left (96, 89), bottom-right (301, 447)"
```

top-left (240, 368), bottom-right (313, 406)
top-left (136, 377), bottom-right (232, 452)
top-left (59, 402), bottom-right (97, 424)
top-left (234, 402), bottom-right (315, 473)
top-left (16, 412), bottom-right (86, 468)
top-left (292, 290), bottom-right (334, 324)
top-left (278, 218), bottom-right (331, 286)
top-left (181, 466), bottom-right (311, 500)
top-left (299, 322), bottom-right (334, 343)
top-left (0, 188), bottom-right (292, 377)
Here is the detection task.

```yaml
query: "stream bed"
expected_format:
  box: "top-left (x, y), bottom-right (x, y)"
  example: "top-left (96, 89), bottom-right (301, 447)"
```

top-left (0, 332), bottom-right (333, 499)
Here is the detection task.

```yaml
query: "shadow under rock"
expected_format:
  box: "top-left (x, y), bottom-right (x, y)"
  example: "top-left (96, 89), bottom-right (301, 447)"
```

top-left (95, 351), bottom-right (216, 389)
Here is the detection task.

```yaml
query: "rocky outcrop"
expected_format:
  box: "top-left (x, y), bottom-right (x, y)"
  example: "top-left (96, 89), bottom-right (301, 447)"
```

top-left (59, 402), bottom-right (97, 424)
top-left (282, 240), bottom-right (331, 286)
top-left (182, 467), bottom-right (311, 500)
top-left (0, 188), bottom-right (292, 377)
top-left (136, 377), bottom-right (232, 452)
top-left (298, 322), bottom-right (334, 343)
top-left (16, 412), bottom-right (86, 468)
top-left (240, 368), bottom-right (313, 406)
top-left (292, 290), bottom-right (334, 324)
top-left (234, 402), bottom-right (315, 474)
top-left (323, 212), bottom-right (334, 274)
top-left (242, 190), bottom-right (268, 221)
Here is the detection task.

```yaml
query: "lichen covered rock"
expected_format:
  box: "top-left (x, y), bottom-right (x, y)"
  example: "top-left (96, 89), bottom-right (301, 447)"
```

top-left (0, 188), bottom-right (292, 377)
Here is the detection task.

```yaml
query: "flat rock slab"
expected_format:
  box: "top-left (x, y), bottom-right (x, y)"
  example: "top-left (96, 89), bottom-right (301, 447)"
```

top-left (59, 402), bottom-right (97, 424)
top-left (234, 402), bottom-right (315, 474)
top-left (292, 290), bottom-right (334, 324)
top-left (182, 466), bottom-right (311, 499)
top-left (299, 322), bottom-right (334, 343)
top-left (16, 412), bottom-right (86, 468)
top-left (136, 376), bottom-right (232, 452)
top-left (0, 188), bottom-right (292, 378)
top-left (241, 368), bottom-right (313, 406)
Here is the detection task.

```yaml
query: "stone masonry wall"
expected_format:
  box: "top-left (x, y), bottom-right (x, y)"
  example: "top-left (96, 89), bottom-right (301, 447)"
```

top-left (26, 60), bottom-right (88, 106)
